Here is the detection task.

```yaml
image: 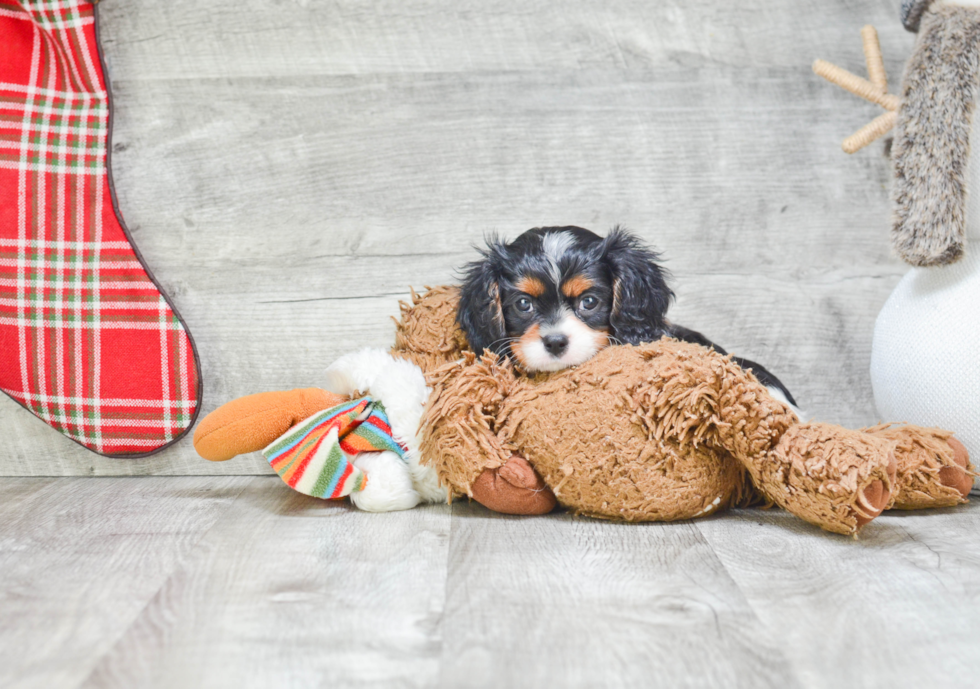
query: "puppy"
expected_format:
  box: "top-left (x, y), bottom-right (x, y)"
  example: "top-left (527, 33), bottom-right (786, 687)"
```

top-left (457, 225), bottom-right (800, 411)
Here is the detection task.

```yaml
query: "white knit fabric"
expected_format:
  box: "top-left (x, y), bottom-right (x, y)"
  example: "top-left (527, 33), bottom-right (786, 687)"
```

top-left (871, 105), bottom-right (980, 493)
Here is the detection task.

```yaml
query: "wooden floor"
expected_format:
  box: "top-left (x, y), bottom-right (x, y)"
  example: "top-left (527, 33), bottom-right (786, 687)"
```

top-left (2, 476), bottom-right (978, 689)
top-left (4, 1), bottom-right (980, 687)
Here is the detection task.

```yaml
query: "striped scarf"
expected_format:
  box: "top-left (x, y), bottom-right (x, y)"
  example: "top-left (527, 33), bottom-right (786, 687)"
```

top-left (262, 397), bottom-right (407, 499)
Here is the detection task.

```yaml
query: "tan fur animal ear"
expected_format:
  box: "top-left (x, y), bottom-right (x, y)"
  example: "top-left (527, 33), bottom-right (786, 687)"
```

top-left (813, 26), bottom-right (901, 153)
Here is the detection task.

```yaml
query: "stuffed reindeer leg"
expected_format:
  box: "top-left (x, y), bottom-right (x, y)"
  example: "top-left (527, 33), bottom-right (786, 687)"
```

top-left (421, 352), bottom-right (557, 515)
top-left (194, 388), bottom-right (414, 508)
top-left (628, 343), bottom-right (885, 533)
top-left (194, 388), bottom-right (343, 462)
top-left (194, 349), bottom-right (435, 512)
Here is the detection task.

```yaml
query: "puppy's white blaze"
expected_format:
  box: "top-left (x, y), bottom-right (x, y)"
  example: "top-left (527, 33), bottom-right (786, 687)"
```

top-left (541, 231), bottom-right (574, 285)
top-left (519, 313), bottom-right (605, 372)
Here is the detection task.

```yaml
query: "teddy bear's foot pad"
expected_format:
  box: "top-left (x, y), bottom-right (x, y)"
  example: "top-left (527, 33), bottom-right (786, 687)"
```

top-left (853, 478), bottom-right (891, 528)
top-left (471, 455), bottom-right (557, 515)
top-left (755, 423), bottom-right (899, 535)
top-left (852, 449), bottom-right (898, 528)
top-left (865, 426), bottom-right (975, 509)
top-left (939, 438), bottom-right (973, 498)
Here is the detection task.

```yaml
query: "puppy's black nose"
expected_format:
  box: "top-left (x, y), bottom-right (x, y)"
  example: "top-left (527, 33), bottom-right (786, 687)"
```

top-left (542, 333), bottom-right (569, 356)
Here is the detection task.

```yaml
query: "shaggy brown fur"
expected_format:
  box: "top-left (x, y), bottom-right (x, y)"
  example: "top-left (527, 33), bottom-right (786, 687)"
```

top-left (866, 423), bottom-right (977, 509)
top-left (391, 285), bottom-right (469, 372)
top-left (761, 424), bottom-right (898, 535)
top-left (422, 352), bottom-right (517, 496)
top-left (892, 5), bottom-right (980, 266)
top-left (401, 288), bottom-right (974, 534)
top-left (420, 345), bottom-right (760, 521)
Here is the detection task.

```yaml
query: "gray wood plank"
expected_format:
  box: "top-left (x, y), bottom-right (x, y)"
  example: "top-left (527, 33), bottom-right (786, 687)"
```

top-left (77, 478), bottom-right (452, 689)
top-left (695, 504), bottom-right (980, 689)
top-left (4, 477), bottom-right (978, 687)
top-left (1, 0), bottom-right (923, 474)
top-left (0, 476), bottom-right (251, 689)
top-left (437, 501), bottom-right (800, 689)
top-left (95, 0), bottom-right (910, 79)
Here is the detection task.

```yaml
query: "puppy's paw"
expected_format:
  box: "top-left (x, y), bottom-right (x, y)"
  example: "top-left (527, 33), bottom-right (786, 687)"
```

top-left (471, 455), bottom-right (557, 516)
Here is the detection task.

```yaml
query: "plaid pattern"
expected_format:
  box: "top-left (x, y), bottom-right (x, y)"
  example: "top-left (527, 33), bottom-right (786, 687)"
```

top-left (0, 0), bottom-right (200, 455)
top-left (263, 398), bottom-right (408, 500)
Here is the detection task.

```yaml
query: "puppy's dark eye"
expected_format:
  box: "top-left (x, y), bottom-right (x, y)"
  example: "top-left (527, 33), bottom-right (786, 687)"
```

top-left (579, 295), bottom-right (599, 311)
top-left (516, 297), bottom-right (533, 312)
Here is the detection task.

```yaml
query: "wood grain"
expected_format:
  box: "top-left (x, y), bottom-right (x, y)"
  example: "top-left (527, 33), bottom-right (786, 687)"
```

top-left (0, 476), bottom-right (250, 689)
top-left (0, 0), bottom-right (918, 475)
top-left (696, 507), bottom-right (980, 689)
top-left (77, 478), bottom-right (452, 689)
top-left (4, 477), bottom-right (978, 687)
top-left (438, 501), bottom-right (800, 688)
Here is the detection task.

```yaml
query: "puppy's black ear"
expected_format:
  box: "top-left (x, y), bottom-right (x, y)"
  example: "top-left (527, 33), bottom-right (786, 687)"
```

top-left (457, 237), bottom-right (508, 356)
top-left (599, 226), bottom-right (674, 345)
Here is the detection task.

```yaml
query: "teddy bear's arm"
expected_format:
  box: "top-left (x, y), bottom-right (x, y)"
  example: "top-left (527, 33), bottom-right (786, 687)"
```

top-left (419, 353), bottom-right (518, 497)
top-left (422, 352), bottom-right (540, 486)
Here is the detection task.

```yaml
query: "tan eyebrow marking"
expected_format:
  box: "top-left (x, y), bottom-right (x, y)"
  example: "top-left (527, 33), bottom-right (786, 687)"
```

top-left (516, 276), bottom-right (545, 297)
top-left (561, 274), bottom-right (594, 298)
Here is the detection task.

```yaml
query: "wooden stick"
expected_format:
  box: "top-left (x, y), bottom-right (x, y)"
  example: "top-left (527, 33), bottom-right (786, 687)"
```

top-left (815, 25), bottom-right (900, 154)
top-left (843, 110), bottom-right (897, 154)
top-left (861, 25), bottom-right (887, 92)
top-left (812, 59), bottom-right (900, 111)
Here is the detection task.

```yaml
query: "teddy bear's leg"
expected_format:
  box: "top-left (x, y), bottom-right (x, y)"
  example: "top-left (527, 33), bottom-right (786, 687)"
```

top-left (744, 423), bottom-right (899, 535)
top-left (470, 455), bottom-right (557, 515)
top-left (635, 345), bottom-right (894, 534)
top-left (863, 425), bottom-right (974, 509)
top-left (420, 353), bottom-right (557, 515)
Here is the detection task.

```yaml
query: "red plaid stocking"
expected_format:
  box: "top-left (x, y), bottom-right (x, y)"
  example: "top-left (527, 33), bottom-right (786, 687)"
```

top-left (0, 1), bottom-right (201, 456)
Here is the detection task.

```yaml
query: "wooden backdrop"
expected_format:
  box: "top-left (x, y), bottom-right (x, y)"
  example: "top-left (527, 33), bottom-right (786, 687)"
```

top-left (0, 0), bottom-right (915, 476)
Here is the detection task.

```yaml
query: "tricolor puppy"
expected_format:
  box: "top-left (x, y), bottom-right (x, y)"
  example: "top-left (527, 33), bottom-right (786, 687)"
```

top-left (457, 226), bottom-right (800, 412)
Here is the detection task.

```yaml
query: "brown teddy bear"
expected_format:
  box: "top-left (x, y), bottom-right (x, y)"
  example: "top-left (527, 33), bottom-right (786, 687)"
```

top-left (195, 286), bottom-right (973, 536)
